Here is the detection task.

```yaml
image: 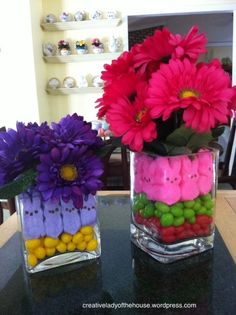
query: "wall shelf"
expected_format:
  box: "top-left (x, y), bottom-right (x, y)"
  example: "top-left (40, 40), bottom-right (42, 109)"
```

top-left (43, 52), bottom-right (121, 63)
top-left (41, 18), bottom-right (121, 31)
top-left (46, 87), bottom-right (103, 95)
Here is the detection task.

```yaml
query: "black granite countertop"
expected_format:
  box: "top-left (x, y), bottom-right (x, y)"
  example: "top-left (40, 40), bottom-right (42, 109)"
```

top-left (0, 195), bottom-right (236, 315)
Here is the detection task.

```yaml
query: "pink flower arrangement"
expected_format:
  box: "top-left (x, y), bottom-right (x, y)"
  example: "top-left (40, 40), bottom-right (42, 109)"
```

top-left (96, 26), bottom-right (236, 154)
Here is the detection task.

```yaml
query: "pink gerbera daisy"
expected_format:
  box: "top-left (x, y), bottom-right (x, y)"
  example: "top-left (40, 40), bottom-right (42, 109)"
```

top-left (106, 84), bottom-right (157, 152)
top-left (133, 28), bottom-right (173, 78)
top-left (96, 72), bottom-right (142, 119)
top-left (147, 58), bottom-right (233, 133)
top-left (101, 50), bottom-right (135, 85)
top-left (169, 25), bottom-right (207, 62)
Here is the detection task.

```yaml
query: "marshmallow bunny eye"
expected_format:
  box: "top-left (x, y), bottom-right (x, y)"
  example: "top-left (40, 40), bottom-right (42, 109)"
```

top-left (166, 177), bottom-right (170, 181)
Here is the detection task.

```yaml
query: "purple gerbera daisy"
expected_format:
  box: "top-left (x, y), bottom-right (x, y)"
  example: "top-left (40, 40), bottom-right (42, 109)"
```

top-left (51, 113), bottom-right (103, 150)
top-left (36, 146), bottom-right (103, 208)
top-left (0, 121), bottom-right (52, 185)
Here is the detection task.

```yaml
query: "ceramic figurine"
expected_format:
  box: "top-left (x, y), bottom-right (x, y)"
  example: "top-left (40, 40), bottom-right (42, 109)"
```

top-left (74, 10), bottom-right (86, 21)
top-left (75, 40), bottom-right (88, 54)
top-left (91, 38), bottom-right (104, 54)
top-left (47, 78), bottom-right (61, 89)
top-left (91, 120), bottom-right (102, 131)
top-left (59, 12), bottom-right (73, 22)
top-left (42, 43), bottom-right (57, 56)
top-left (44, 14), bottom-right (57, 23)
top-left (89, 10), bottom-right (103, 20)
top-left (108, 36), bottom-right (121, 53)
top-left (58, 40), bottom-right (71, 56)
top-left (63, 77), bottom-right (76, 88)
top-left (77, 75), bottom-right (88, 88)
top-left (106, 10), bottom-right (117, 19)
top-left (92, 76), bottom-right (104, 87)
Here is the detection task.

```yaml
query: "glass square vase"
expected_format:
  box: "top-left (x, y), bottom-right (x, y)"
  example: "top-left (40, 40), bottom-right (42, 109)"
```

top-left (16, 191), bottom-right (101, 273)
top-left (130, 149), bottom-right (218, 263)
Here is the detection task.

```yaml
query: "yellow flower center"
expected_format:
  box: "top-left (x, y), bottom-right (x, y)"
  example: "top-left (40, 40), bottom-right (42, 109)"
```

top-left (180, 89), bottom-right (199, 99)
top-left (135, 109), bottom-right (147, 123)
top-left (60, 164), bottom-right (78, 181)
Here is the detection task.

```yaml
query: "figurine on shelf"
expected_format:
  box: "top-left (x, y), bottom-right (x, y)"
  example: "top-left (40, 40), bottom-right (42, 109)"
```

top-left (63, 77), bottom-right (76, 88)
top-left (47, 78), bottom-right (61, 90)
top-left (77, 75), bottom-right (88, 88)
top-left (58, 40), bottom-right (71, 56)
top-left (108, 36), bottom-right (121, 53)
top-left (59, 12), bottom-right (73, 22)
top-left (43, 14), bottom-right (57, 24)
top-left (91, 38), bottom-right (104, 54)
top-left (75, 40), bottom-right (88, 55)
top-left (42, 43), bottom-right (57, 56)
top-left (74, 11), bottom-right (86, 21)
top-left (106, 10), bottom-right (117, 19)
top-left (89, 10), bottom-right (103, 20)
top-left (92, 75), bottom-right (104, 88)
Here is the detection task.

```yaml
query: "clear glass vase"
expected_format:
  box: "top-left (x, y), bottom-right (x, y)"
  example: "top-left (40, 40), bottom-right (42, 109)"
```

top-left (16, 191), bottom-right (101, 273)
top-left (130, 149), bottom-right (218, 263)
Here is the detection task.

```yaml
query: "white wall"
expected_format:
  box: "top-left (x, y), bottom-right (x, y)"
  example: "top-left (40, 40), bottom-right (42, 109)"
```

top-left (0, 0), bottom-right (39, 128)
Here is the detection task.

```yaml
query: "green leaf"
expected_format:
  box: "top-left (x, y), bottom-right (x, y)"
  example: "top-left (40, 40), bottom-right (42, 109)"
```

top-left (211, 126), bottom-right (225, 138)
top-left (166, 125), bottom-right (214, 153)
top-left (0, 168), bottom-right (37, 199)
top-left (143, 140), bottom-right (167, 156)
top-left (163, 144), bottom-right (192, 156)
top-left (166, 126), bottom-right (193, 146)
top-left (187, 132), bottom-right (213, 152)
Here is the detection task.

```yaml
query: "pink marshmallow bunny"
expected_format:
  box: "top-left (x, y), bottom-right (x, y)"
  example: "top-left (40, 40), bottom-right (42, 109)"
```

top-left (145, 156), bottom-right (181, 205)
top-left (197, 150), bottom-right (213, 195)
top-left (133, 154), bottom-right (144, 194)
top-left (141, 154), bottom-right (153, 195)
top-left (180, 156), bottom-right (200, 201)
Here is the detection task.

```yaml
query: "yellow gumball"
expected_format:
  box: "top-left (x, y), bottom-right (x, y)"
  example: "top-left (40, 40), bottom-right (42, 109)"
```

top-left (77, 241), bottom-right (87, 251)
top-left (46, 247), bottom-right (56, 257)
top-left (80, 226), bottom-right (93, 235)
top-left (86, 239), bottom-right (98, 251)
top-left (61, 233), bottom-right (72, 244)
top-left (27, 254), bottom-right (38, 267)
top-left (67, 242), bottom-right (76, 252)
top-left (34, 246), bottom-right (46, 260)
top-left (44, 237), bottom-right (59, 248)
top-left (84, 234), bottom-right (93, 243)
top-left (72, 232), bottom-right (84, 244)
top-left (25, 239), bottom-right (41, 250)
top-left (56, 241), bottom-right (67, 253)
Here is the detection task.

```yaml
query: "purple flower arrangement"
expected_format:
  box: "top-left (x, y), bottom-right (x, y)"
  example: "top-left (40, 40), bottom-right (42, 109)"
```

top-left (0, 113), bottom-right (104, 208)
